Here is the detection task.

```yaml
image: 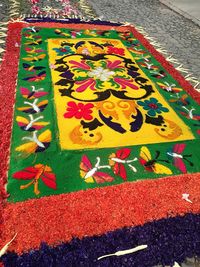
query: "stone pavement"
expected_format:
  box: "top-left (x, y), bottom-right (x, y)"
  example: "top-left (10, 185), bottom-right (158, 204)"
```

top-left (87, 0), bottom-right (200, 85)
top-left (160, 0), bottom-right (200, 25)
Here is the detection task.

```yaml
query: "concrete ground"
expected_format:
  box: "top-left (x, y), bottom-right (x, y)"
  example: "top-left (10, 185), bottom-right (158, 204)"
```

top-left (160, 0), bottom-right (200, 25)
top-left (87, 0), bottom-right (200, 87)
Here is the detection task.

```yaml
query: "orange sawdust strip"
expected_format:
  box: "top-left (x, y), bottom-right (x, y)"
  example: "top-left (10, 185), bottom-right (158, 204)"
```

top-left (1, 173), bottom-right (200, 254)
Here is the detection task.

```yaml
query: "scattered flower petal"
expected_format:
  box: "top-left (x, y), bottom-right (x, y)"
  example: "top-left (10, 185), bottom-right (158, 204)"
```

top-left (97, 244), bottom-right (148, 260)
top-left (0, 233), bottom-right (17, 257)
top-left (182, 193), bottom-right (192, 203)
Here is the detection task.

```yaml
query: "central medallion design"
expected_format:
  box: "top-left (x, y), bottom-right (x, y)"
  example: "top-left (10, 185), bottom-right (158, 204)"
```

top-left (48, 38), bottom-right (194, 150)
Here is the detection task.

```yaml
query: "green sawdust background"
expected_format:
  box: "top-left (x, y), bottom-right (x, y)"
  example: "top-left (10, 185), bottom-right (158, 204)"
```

top-left (7, 27), bottom-right (200, 203)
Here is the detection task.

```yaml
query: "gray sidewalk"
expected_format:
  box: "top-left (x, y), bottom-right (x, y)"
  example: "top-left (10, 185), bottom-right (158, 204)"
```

top-left (88, 0), bottom-right (200, 84)
top-left (160, 0), bottom-right (200, 26)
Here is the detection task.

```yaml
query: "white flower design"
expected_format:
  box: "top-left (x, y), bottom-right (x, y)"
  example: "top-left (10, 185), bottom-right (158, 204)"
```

top-left (88, 67), bottom-right (115, 82)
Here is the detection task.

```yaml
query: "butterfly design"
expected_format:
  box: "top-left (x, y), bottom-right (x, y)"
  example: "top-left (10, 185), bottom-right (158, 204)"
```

top-left (150, 70), bottom-right (166, 79)
top-left (20, 86), bottom-right (48, 99)
top-left (25, 26), bottom-right (40, 33)
top-left (83, 29), bottom-right (98, 37)
top-left (15, 130), bottom-right (51, 154)
top-left (70, 30), bottom-right (82, 38)
top-left (23, 71), bottom-right (46, 82)
top-left (55, 29), bottom-right (71, 37)
top-left (126, 41), bottom-right (140, 49)
top-left (109, 148), bottom-right (137, 180)
top-left (177, 106), bottom-right (200, 120)
top-left (138, 61), bottom-right (159, 70)
top-left (24, 39), bottom-right (42, 46)
top-left (80, 155), bottom-right (114, 184)
top-left (118, 32), bottom-right (137, 42)
top-left (23, 54), bottom-right (46, 62)
top-left (17, 99), bottom-right (48, 114)
top-left (133, 54), bottom-right (151, 61)
top-left (23, 32), bottom-right (39, 38)
top-left (96, 30), bottom-right (110, 37)
top-left (167, 143), bottom-right (193, 173)
top-left (23, 63), bottom-right (45, 72)
top-left (169, 93), bottom-right (190, 106)
top-left (25, 47), bottom-right (45, 54)
top-left (128, 48), bottom-right (147, 55)
top-left (157, 82), bottom-right (182, 93)
top-left (16, 114), bottom-right (49, 131)
top-left (13, 164), bottom-right (56, 195)
top-left (139, 146), bottom-right (172, 174)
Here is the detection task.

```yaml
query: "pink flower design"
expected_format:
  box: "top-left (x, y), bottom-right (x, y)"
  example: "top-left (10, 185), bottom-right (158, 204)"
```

top-left (107, 46), bottom-right (125, 56)
top-left (114, 77), bottom-right (139, 90)
top-left (106, 60), bottom-right (124, 69)
top-left (60, 0), bottom-right (70, 3)
top-left (69, 60), bottom-right (91, 70)
top-left (30, 0), bottom-right (39, 3)
top-left (31, 5), bottom-right (41, 14)
top-left (75, 78), bottom-right (96, 92)
top-left (64, 101), bottom-right (94, 120)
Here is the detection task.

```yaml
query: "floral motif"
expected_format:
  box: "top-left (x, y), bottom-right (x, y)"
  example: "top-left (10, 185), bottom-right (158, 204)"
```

top-left (88, 67), bottom-right (115, 82)
top-left (53, 46), bottom-right (73, 56)
top-left (30, 0), bottom-right (80, 16)
top-left (68, 59), bottom-right (138, 92)
top-left (76, 44), bottom-right (104, 56)
top-left (107, 46), bottom-right (125, 56)
top-left (64, 101), bottom-right (94, 120)
top-left (75, 78), bottom-right (96, 92)
top-left (30, 0), bottom-right (39, 3)
top-left (113, 77), bottom-right (138, 90)
top-left (31, 5), bottom-right (41, 14)
top-left (137, 98), bottom-right (169, 117)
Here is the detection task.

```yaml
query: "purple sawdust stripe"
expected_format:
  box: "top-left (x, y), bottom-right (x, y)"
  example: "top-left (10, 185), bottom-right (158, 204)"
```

top-left (1, 213), bottom-right (200, 267)
top-left (23, 17), bottom-right (122, 26)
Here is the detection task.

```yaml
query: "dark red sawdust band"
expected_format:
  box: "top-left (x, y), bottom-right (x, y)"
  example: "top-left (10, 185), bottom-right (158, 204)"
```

top-left (0, 21), bottom-right (200, 255)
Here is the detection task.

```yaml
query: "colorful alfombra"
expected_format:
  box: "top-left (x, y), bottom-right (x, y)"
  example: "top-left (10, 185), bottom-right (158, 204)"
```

top-left (0, 19), bottom-right (200, 266)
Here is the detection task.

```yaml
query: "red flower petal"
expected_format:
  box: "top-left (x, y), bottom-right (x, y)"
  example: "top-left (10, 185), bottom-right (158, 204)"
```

top-left (82, 113), bottom-right (93, 120)
top-left (64, 101), bottom-right (94, 120)
top-left (84, 103), bottom-right (94, 109)
top-left (77, 103), bottom-right (84, 109)
top-left (75, 112), bottom-right (83, 119)
top-left (63, 111), bottom-right (76, 118)
top-left (67, 101), bottom-right (77, 108)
